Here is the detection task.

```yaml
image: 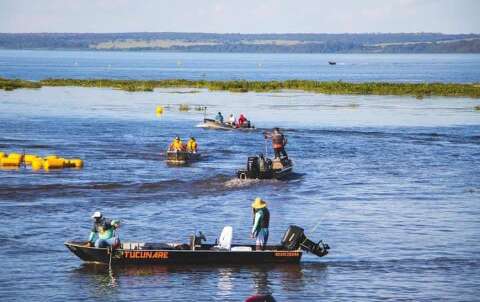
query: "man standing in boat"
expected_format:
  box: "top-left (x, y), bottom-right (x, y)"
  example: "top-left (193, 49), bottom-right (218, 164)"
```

top-left (88, 211), bottom-right (120, 248)
top-left (251, 198), bottom-right (270, 251)
top-left (265, 128), bottom-right (288, 159)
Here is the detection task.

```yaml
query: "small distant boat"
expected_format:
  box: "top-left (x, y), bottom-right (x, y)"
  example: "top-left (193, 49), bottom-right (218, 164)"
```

top-left (166, 150), bottom-right (200, 165)
top-left (328, 61), bottom-right (336, 65)
top-left (198, 118), bottom-right (256, 131)
top-left (237, 155), bottom-right (293, 180)
top-left (64, 225), bottom-right (329, 266)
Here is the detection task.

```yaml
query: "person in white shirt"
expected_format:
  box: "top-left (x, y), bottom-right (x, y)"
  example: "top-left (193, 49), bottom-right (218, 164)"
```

top-left (227, 113), bottom-right (236, 126)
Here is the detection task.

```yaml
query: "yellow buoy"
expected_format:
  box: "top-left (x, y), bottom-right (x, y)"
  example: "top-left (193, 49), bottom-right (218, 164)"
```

top-left (156, 106), bottom-right (164, 117)
top-left (24, 154), bottom-right (38, 165)
top-left (31, 158), bottom-right (44, 171)
top-left (43, 158), bottom-right (65, 170)
top-left (1, 157), bottom-right (21, 167)
top-left (71, 159), bottom-right (84, 168)
top-left (8, 153), bottom-right (23, 161)
top-left (0, 152), bottom-right (6, 158)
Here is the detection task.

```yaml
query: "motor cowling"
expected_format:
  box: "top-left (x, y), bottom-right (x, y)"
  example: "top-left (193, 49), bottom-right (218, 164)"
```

top-left (247, 156), bottom-right (259, 178)
top-left (281, 225), bottom-right (330, 257)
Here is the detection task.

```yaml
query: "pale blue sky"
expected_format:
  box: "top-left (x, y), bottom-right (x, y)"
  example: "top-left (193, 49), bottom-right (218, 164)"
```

top-left (0, 0), bottom-right (478, 33)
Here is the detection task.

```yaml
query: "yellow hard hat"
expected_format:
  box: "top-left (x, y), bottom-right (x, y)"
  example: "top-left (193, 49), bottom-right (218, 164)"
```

top-left (251, 197), bottom-right (267, 209)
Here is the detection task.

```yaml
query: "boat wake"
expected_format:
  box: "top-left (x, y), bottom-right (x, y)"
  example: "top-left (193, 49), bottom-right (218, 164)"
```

top-left (223, 177), bottom-right (278, 189)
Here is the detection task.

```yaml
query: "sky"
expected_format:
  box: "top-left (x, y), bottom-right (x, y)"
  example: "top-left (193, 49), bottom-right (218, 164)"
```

top-left (0, 0), bottom-right (479, 34)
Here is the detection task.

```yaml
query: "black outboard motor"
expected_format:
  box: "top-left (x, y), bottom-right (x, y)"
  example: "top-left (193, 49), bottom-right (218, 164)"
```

top-left (281, 225), bottom-right (330, 257)
top-left (246, 156), bottom-right (260, 178)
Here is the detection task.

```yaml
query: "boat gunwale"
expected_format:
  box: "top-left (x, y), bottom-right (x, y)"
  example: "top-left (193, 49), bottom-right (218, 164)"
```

top-left (65, 241), bottom-right (302, 254)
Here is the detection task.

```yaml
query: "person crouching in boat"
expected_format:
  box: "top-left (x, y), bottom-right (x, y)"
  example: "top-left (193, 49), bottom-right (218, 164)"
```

top-left (187, 137), bottom-right (198, 153)
top-left (215, 112), bottom-right (224, 123)
top-left (169, 136), bottom-right (185, 151)
top-left (265, 128), bottom-right (288, 159)
top-left (88, 211), bottom-right (120, 248)
top-left (251, 197), bottom-right (270, 251)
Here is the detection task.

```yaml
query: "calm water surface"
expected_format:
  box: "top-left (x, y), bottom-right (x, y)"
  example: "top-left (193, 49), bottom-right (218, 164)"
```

top-left (1, 50), bottom-right (480, 83)
top-left (0, 87), bottom-right (479, 301)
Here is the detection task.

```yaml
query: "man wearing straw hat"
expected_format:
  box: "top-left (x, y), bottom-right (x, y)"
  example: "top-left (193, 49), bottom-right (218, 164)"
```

top-left (251, 197), bottom-right (270, 251)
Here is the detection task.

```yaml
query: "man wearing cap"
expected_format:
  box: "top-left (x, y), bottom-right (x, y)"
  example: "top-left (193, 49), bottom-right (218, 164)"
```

top-left (251, 197), bottom-right (270, 250)
top-left (88, 211), bottom-right (120, 248)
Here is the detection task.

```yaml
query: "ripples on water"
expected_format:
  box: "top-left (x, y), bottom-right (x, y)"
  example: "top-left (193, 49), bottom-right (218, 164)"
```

top-left (1, 50), bottom-right (480, 83)
top-left (0, 87), bottom-right (479, 301)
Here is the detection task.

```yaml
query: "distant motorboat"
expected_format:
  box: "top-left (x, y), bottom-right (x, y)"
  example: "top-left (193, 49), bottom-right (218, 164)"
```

top-left (328, 61), bottom-right (336, 65)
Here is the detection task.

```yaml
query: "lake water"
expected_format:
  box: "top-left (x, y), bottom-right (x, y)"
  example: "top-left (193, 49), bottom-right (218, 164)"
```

top-left (1, 83), bottom-right (479, 301)
top-left (1, 50), bottom-right (480, 83)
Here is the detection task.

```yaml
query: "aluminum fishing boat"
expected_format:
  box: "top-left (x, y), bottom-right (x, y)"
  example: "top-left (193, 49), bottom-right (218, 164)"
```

top-left (65, 225), bottom-right (329, 266)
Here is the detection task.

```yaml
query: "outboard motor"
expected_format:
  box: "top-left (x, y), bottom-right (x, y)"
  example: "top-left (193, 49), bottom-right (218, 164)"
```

top-left (281, 225), bottom-right (330, 257)
top-left (246, 156), bottom-right (260, 178)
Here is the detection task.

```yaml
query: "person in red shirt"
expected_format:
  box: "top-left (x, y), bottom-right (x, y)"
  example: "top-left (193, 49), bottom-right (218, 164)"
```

top-left (238, 114), bottom-right (247, 127)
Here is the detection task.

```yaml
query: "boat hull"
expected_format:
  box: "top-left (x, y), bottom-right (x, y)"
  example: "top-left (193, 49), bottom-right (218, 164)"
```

top-left (166, 151), bottom-right (200, 165)
top-left (237, 166), bottom-right (292, 180)
top-left (65, 242), bottom-right (302, 266)
top-left (237, 157), bottom-right (293, 180)
top-left (198, 119), bottom-right (255, 131)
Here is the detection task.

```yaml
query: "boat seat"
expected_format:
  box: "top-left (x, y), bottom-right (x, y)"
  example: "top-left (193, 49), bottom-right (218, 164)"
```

top-left (213, 226), bottom-right (233, 251)
top-left (143, 243), bottom-right (177, 250)
top-left (231, 246), bottom-right (252, 252)
top-left (121, 242), bottom-right (146, 250)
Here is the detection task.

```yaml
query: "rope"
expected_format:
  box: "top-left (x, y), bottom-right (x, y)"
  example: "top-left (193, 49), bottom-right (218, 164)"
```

top-left (309, 220), bottom-right (323, 234)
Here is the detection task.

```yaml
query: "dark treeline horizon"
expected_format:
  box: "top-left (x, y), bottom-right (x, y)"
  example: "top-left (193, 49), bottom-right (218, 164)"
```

top-left (1, 32), bottom-right (479, 53)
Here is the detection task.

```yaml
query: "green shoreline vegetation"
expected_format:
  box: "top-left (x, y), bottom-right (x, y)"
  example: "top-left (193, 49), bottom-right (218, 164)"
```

top-left (1, 77), bottom-right (480, 98)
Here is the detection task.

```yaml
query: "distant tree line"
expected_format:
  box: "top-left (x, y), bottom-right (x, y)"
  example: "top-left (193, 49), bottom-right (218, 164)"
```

top-left (0, 32), bottom-right (479, 53)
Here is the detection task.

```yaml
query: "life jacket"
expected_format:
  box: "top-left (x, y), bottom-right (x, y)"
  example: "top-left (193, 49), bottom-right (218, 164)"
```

top-left (170, 139), bottom-right (183, 151)
top-left (260, 208), bottom-right (270, 228)
top-left (93, 219), bottom-right (115, 240)
top-left (272, 133), bottom-right (284, 149)
top-left (187, 140), bottom-right (197, 152)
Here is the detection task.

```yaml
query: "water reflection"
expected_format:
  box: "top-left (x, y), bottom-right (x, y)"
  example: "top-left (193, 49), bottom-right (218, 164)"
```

top-left (72, 264), bottom-right (120, 298)
top-left (71, 263), bottom-right (323, 299)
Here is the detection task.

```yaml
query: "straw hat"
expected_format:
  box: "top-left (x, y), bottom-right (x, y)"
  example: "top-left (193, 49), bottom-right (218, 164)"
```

top-left (251, 197), bottom-right (267, 209)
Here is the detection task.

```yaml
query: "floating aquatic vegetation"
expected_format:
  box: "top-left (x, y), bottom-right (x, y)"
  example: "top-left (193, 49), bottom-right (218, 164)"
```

top-left (0, 77), bottom-right (41, 91)
top-left (1, 77), bottom-right (480, 98)
top-left (179, 104), bottom-right (190, 111)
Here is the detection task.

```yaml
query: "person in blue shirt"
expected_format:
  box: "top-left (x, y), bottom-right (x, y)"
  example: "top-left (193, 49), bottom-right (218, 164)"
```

top-left (88, 211), bottom-right (120, 248)
top-left (251, 197), bottom-right (270, 251)
top-left (215, 112), bottom-right (224, 123)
